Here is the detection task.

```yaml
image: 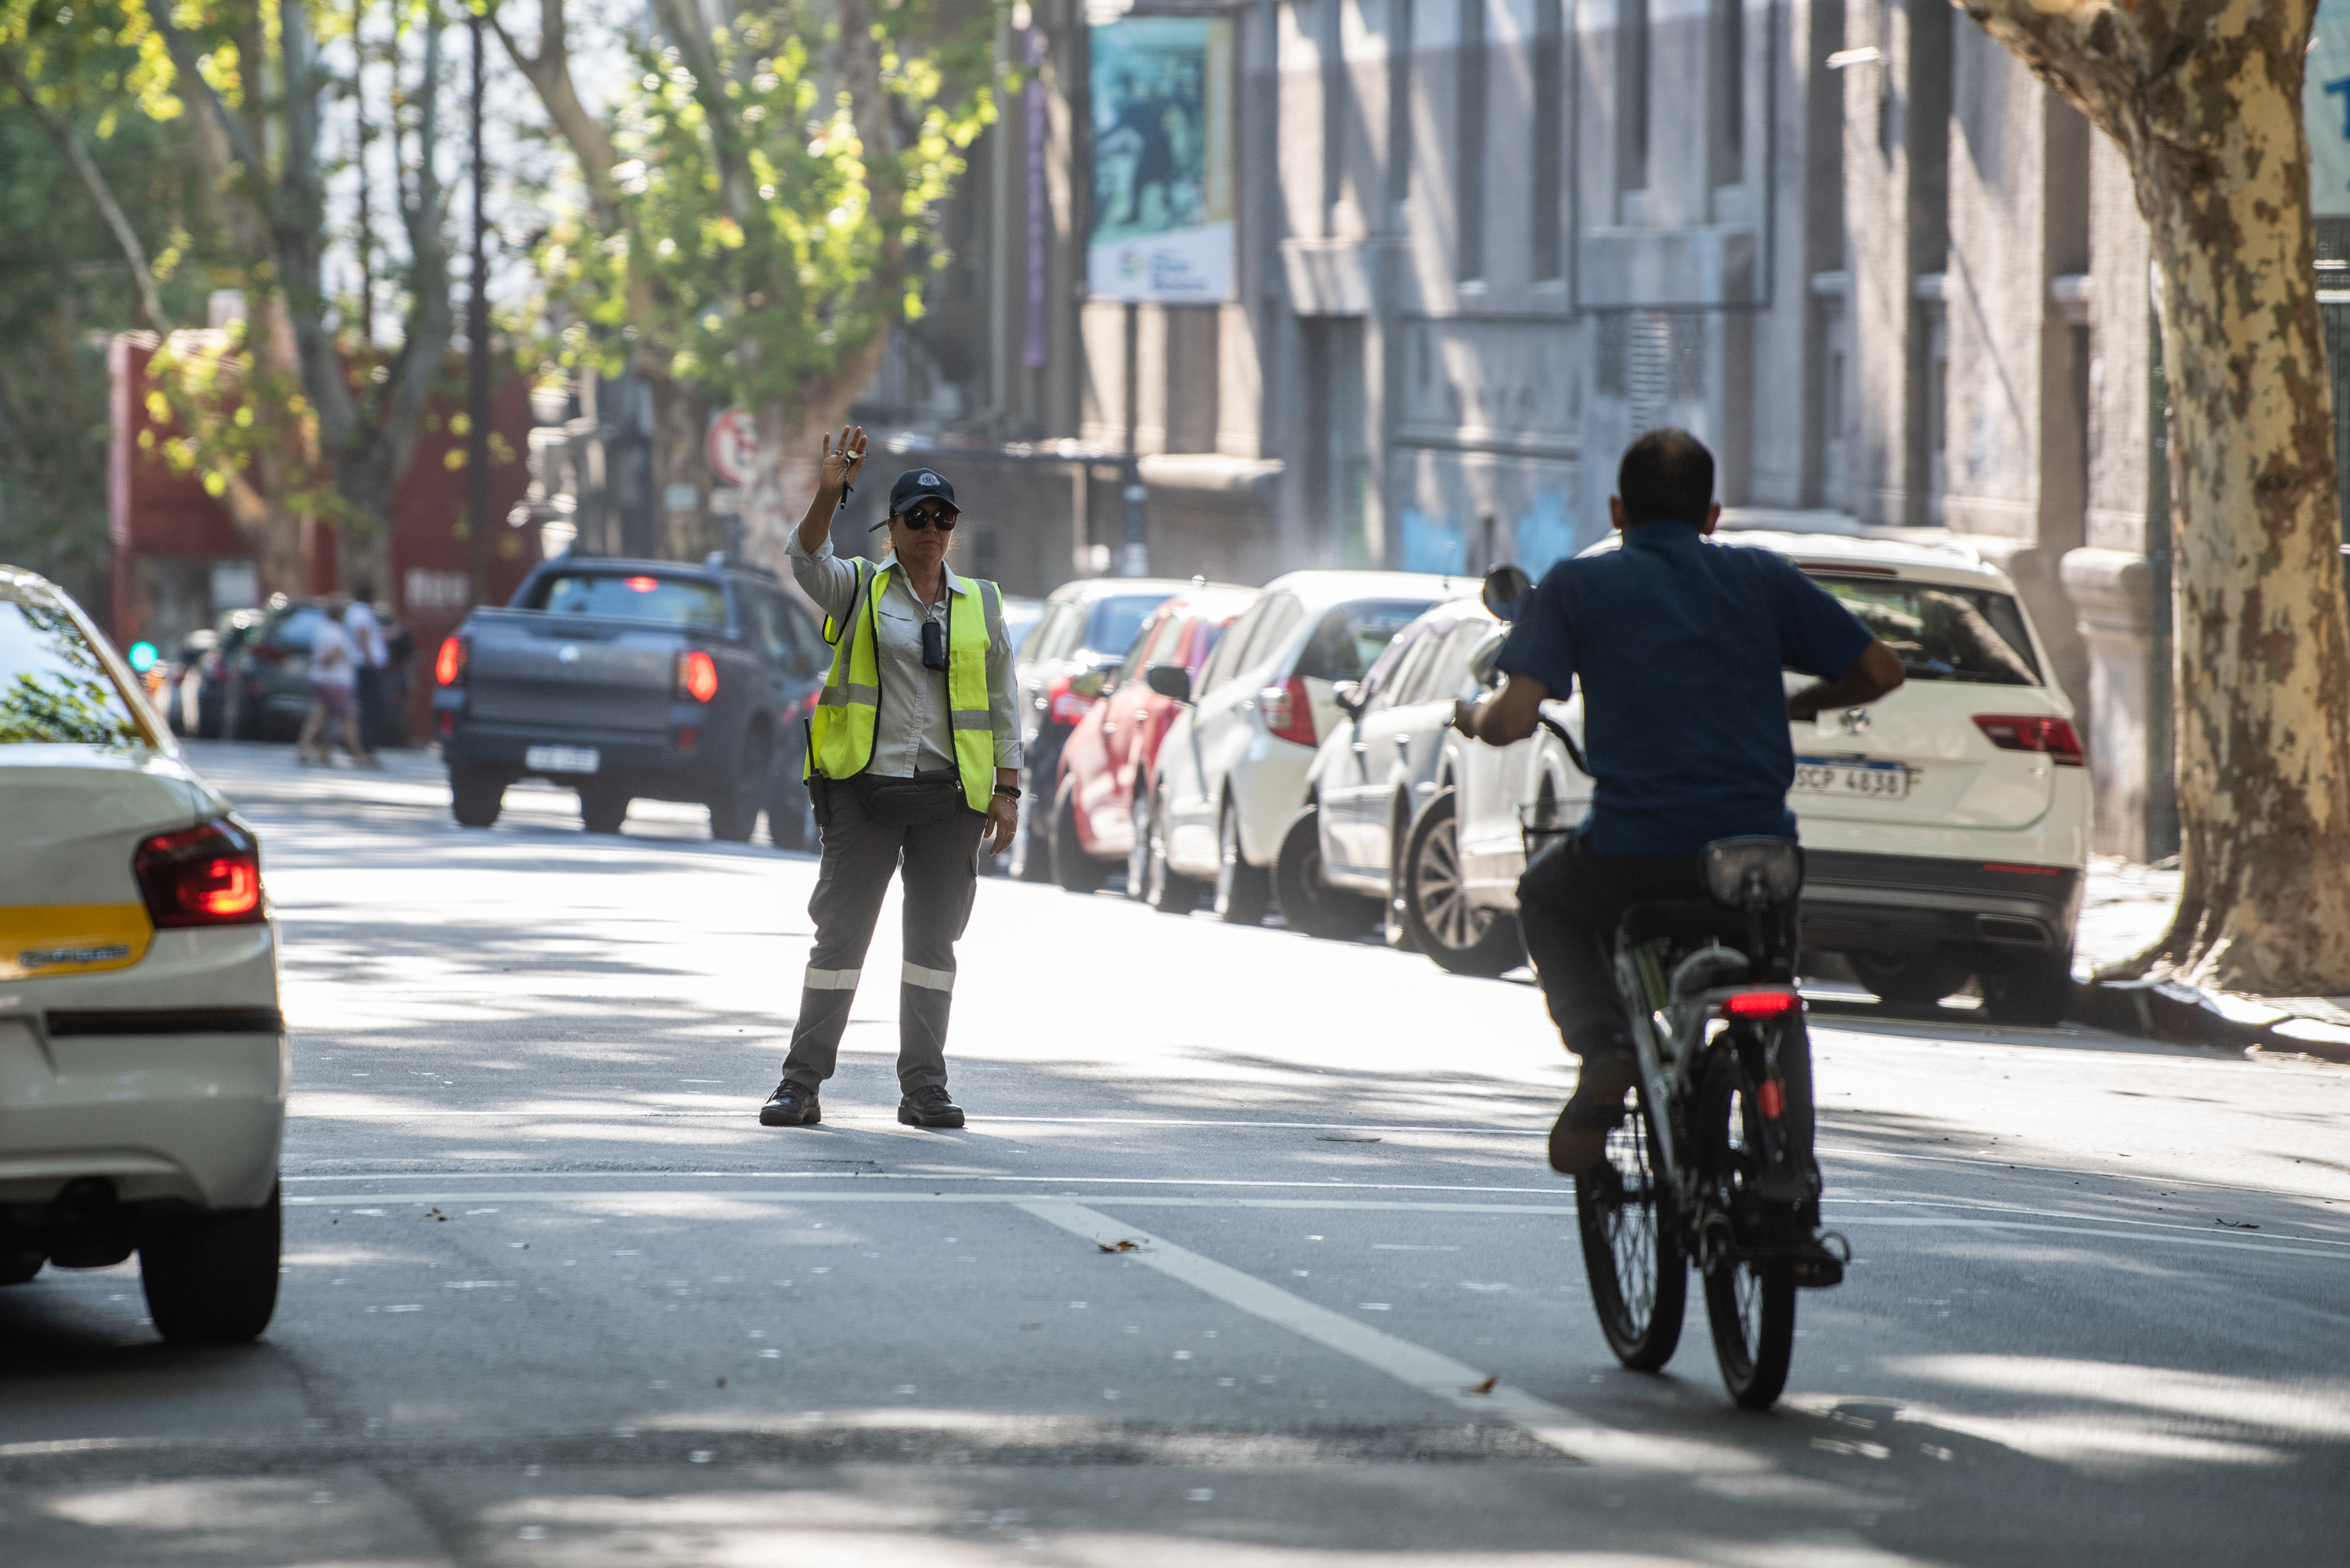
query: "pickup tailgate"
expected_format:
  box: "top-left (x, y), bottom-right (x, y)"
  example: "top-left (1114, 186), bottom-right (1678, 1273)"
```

top-left (464, 612), bottom-right (681, 732)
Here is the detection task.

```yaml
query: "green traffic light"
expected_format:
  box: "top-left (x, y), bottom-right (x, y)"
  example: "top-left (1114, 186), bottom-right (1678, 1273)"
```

top-left (128, 641), bottom-right (160, 674)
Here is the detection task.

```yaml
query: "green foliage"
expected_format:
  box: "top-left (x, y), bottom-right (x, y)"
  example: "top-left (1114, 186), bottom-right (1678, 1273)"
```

top-left (537, 0), bottom-right (997, 418)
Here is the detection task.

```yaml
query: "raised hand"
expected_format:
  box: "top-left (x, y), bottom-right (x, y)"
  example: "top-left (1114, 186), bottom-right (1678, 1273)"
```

top-left (821, 425), bottom-right (869, 490)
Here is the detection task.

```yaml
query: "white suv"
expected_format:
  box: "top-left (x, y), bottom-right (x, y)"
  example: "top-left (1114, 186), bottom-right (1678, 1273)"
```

top-left (1430, 532), bottom-right (2089, 1023)
top-left (0, 567), bottom-right (286, 1341)
top-left (1138, 570), bottom-right (1461, 921)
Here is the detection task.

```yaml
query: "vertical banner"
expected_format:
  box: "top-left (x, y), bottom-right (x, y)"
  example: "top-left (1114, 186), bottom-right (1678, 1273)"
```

top-left (1024, 27), bottom-right (1051, 367)
top-left (1087, 16), bottom-right (1235, 302)
top-left (2311, 0), bottom-right (2350, 216)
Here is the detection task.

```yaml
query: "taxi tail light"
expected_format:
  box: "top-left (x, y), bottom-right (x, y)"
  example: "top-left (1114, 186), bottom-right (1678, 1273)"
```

top-left (1260, 676), bottom-right (1317, 747)
top-left (1046, 675), bottom-right (1096, 725)
top-left (676, 649), bottom-right (720, 703)
top-left (1973, 714), bottom-right (2084, 766)
top-left (436, 634), bottom-right (468, 687)
top-left (134, 819), bottom-right (266, 927)
top-left (1720, 989), bottom-right (1801, 1020)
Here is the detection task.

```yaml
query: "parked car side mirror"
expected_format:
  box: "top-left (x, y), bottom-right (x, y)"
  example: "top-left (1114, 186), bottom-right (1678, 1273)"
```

top-left (1482, 565), bottom-right (1534, 621)
top-left (1144, 664), bottom-right (1192, 703)
top-left (1072, 669), bottom-right (1108, 699)
top-left (1332, 680), bottom-right (1365, 716)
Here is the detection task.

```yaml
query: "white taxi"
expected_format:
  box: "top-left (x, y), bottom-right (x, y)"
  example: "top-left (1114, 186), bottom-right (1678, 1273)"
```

top-left (0, 566), bottom-right (284, 1341)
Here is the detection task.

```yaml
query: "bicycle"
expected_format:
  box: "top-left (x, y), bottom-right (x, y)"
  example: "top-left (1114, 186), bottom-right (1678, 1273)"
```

top-left (1524, 798), bottom-right (1847, 1410)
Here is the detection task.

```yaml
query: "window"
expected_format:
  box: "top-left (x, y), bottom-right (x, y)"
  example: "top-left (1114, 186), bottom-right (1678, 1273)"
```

top-left (1414, 619), bottom-right (1483, 704)
top-left (1358, 619), bottom-right (1433, 705)
top-left (1081, 594), bottom-right (1168, 661)
top-left (533, 573), bottom-right (728, 630)
top-left (1322, 0), bottom-right (1347, 233)
top-left (1617, 0), bottom-right (1650, 201)
top-left (1455, 0), bottom-right (1486, 279)
top-left (1185, 614), bottom-right (1238, 675)
top-left (1291, 598), bottom-right (1436, 683)
top-left (1198, 601), bottom-right (1268, 693)
top-left (1532, 0), bottom-right (1564, 280)
top-left (1385, 0), bottom-right (1414, 211)
top-left (1376, 624), bottom-right (1444, 706)
top-left (1804, 577), bottom-right (2044, 686)
top-left (1118, 609), bottom-right (1186, 689)
top-left (0, 600), bottom-right (148, 746)
top-left (1238, 593), bottom-right (1307, 675)
top-left (751, 591), bottom-right (823, 676)
top-left (1708, 0), bottom-right (1743, 188)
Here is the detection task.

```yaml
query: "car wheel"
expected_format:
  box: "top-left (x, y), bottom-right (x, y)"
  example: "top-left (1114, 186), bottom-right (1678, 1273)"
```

top-left (1054, 784), bottom-right (1110, 894)
top-left (139, 1183), bottom-right (281, 1345)
top-left (1274, 807), bottom-right (1377, 939)
top-left (0, 1249), bottom-right (44, 1284)
top-left (450, 764), bottom-right (505, 828)
top-left (1140, 785), bottom-right (1202, 912)
top-left (579, 785), bottom-right (631, 836)
top-left (1213, 797), bottom-right (1271, 926)
top-left (1979, 949), bottom-right (2074, 1026)
top-left (1402, 787), bottom-right (1524, 976)
top-left (709, 732), bottom-right (772, 842)
top-left (1849, 952), bottom-right (1971, 1008)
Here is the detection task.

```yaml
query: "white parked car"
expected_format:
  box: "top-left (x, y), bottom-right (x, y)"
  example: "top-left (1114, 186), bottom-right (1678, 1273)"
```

top-left (0, 566), bottom-right (286, 1341)
top-left (1426, 531), bottom-right (2089, 1023)
top-left (1137, 570), bottom-right (1461, 921)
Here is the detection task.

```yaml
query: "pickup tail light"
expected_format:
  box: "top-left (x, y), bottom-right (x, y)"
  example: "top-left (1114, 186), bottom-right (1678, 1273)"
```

top-left (676, 649), bottom-right (720, 703)
top-left (1973, 714), bottom-right (2085, 766)
top-left (1259, 676), bottom-right (1317, 748)
top-left (134, 819), bottom-right (266, 927)
top-left (1046, 675), bottom-right (1097, 725)
top-left (435, 634), bottom-right (467, 687)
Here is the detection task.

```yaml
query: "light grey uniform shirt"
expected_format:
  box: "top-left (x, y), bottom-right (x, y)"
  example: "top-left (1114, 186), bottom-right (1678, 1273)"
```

top-left (786, 533), bottom-right (1023, 777)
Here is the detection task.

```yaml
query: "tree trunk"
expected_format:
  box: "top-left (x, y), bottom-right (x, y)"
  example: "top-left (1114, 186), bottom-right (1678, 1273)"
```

top-left (743, 329), bottom-right (892, 575)
top-left (653, 375), bottom-right (717, 562)
top-left (1960, 0), bottom-right (2350, 993)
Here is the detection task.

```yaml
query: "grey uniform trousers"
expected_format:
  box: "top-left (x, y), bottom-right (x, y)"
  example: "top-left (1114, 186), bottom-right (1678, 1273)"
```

top-left (781, 773), bottom-right (988, 1093)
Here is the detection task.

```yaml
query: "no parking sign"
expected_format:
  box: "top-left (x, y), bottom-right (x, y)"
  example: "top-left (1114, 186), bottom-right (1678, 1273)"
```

top-left (707, 408), bottom-right (757, 487)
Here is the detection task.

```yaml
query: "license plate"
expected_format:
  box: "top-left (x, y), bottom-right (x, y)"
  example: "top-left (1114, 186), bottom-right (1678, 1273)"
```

top-left (526, 745), bottom-right (601, 775)
top-left (1793, 756), bottom-right (1911, 800)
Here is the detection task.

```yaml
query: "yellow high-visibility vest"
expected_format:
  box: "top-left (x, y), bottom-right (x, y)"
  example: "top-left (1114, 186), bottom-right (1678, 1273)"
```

top-left (807, 560), bottom-right (1000, 812)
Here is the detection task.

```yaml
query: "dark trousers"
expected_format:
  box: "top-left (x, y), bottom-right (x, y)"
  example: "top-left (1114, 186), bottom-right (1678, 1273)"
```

top-left (355, 666), bottom-right (385, 750)
top-left (782, 775), bottom-right (988, 1094)
top-left (1517, 835), bottom-right (1709, 1061)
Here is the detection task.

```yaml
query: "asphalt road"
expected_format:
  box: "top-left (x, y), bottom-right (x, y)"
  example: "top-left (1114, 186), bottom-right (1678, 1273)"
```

top-left (6, 742), bottom-right (2348, 1566)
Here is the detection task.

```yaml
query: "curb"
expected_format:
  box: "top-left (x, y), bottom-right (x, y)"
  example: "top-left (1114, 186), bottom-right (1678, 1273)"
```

top-left (2069, 977), bottom-right (2350, 1064)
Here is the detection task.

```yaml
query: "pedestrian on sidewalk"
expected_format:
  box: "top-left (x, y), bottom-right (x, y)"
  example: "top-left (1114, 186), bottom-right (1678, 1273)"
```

top-left (345, 580), bottom-right (390, 750)
top-left (295, 600), bottom-right (377, 768)
top-left (759, 428), bottom-right (1022, 1132)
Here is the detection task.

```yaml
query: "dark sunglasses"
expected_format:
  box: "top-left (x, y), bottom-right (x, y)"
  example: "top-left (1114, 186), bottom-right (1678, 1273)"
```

top-left (895, 505), bottom-right (957, 532)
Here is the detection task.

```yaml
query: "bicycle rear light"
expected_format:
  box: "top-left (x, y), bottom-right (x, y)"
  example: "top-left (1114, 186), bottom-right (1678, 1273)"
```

top-left (1720, 990), bottom-right (1801, 1019)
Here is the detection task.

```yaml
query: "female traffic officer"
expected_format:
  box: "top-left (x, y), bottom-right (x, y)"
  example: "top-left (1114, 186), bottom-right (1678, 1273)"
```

top-left (759, 427), bottom-right (1022, 1130)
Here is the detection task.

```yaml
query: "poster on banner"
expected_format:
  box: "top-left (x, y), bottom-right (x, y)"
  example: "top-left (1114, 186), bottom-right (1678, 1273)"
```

top-left (2312, 0), bottom-right (2350, 217)
top-left (1087, 17), bottom-right (1235, 302)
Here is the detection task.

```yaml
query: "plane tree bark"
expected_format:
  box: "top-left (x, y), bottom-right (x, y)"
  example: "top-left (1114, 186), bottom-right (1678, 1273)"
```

top-left (1958, 0), bottom-right (2350, 993)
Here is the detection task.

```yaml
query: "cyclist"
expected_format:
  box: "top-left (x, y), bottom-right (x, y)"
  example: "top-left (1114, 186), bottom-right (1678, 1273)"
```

top-left (1454, 428), bottom-right (1904, 1180)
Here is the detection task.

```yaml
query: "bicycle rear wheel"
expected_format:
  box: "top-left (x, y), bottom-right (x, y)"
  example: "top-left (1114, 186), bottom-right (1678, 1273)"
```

top-left (1697, 1044), bottom-right (1799, 1408)
top-left (1574, 1089), bottom-right (1686, 1370)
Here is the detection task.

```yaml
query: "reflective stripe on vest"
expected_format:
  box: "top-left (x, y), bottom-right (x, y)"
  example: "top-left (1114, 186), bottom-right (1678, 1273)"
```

top-left (807, 562), bottom-right (1000, 812)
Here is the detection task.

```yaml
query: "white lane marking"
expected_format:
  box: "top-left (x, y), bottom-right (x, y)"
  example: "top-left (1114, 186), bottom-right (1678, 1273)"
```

top-left (1828, 1216), bottom-right (2344, 1260)
top-left (1831, 1196), bottom-right (2350, 1252)
top-left (286, 1108), bottom-right (1553, 1134)
top-left (284, 1171), bottom-right (1579, 1197)
top-left (1012, 1199), bottom-right (1757, 1473)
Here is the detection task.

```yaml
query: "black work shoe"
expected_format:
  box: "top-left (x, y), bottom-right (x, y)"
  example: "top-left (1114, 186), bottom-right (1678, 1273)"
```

top-left (898, 1086), bottom-right (966, 1129)
top-left (1549, 1057), bottom-right (1640, 1176)
top-left (759, 1080), bottom-right (821, 1126)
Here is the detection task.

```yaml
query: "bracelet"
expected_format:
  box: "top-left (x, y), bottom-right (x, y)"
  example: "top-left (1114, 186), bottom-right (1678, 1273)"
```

top-left (994, 784), bottom-right (1021, 800)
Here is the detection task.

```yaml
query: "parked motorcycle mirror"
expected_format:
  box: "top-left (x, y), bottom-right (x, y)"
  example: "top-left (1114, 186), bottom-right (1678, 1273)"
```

top-left (1332, 680), bottom-right (1365, 716)
top-left (1481, 565), bottom-right (1534, 622)
top-left (1467, 630), bottom-right (1507, 689)
top-left (1144, 663), bottom-right (1192, 703)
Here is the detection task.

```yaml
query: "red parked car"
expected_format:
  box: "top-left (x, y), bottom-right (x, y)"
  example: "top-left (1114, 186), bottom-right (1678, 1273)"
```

top-left (1049, 584), bottom-right (1258, 894)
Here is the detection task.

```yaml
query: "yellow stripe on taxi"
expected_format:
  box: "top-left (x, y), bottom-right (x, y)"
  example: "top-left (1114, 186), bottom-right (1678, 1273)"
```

top-left (0, 904), bottom-right (154, 981)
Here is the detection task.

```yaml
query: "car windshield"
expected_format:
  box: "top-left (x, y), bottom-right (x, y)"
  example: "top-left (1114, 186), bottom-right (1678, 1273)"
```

top-left (0, 601), bottom-right (149, 746)
top-left (533, 573), bottom-right (728, 630)
top-left (1081, 595), bottom-right (1165, 660)
top-left (268, 605), bottom-right (325, 649)
top-left (1808, 576), bottom-right (2042, 685)
top-left (1293, 599), bottom-right (1438, 683)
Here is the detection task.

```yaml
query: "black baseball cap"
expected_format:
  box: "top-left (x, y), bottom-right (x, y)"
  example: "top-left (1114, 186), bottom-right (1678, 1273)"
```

top-left (888, 468), bottom-right (960, 516)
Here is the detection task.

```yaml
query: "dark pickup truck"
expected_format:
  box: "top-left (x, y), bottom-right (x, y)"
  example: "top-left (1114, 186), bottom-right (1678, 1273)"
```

top-left (431, 553), bottom-right (828, 846)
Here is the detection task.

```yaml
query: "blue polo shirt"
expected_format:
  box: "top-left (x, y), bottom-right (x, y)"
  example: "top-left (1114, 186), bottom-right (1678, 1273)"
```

top-left (1496, 522), bottom-right (1875, 856)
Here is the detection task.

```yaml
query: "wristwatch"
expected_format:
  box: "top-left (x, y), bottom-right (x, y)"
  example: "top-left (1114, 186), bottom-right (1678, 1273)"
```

top-left (994, 784), bottom-right (1021, 801)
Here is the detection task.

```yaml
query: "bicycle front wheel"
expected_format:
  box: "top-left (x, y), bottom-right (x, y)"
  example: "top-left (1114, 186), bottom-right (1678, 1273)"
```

top-left (1697, 1044), bottom-right (1799, 1408)
top-left (1574, 1088), bottom-right (1687, 1371)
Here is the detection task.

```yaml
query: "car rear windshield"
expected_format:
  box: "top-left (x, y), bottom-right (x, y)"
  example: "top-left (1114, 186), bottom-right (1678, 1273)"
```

top-left (1293, 599), bottom-right (1438, 684)
top-left (533, 573), bottom-right (728, 630)
top-left (266, 605), bottom-right (324, 648)
top-left (1082, 595), bottom-right (1166, 660)
top-left (1808, 576), bottom-right (2042, 685)
top-left (0, 601), bottom-right (149, 746)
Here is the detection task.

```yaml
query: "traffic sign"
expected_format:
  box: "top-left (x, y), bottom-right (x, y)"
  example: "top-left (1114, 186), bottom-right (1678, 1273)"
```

top-left (707, 408), bottom-right (757, 487)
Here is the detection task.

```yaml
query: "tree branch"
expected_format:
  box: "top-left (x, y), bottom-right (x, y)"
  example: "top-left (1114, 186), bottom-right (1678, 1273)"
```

top-left (491, 0), bottom-right (622, 228)
top-left (0, 54), bottom-right (172, 332)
